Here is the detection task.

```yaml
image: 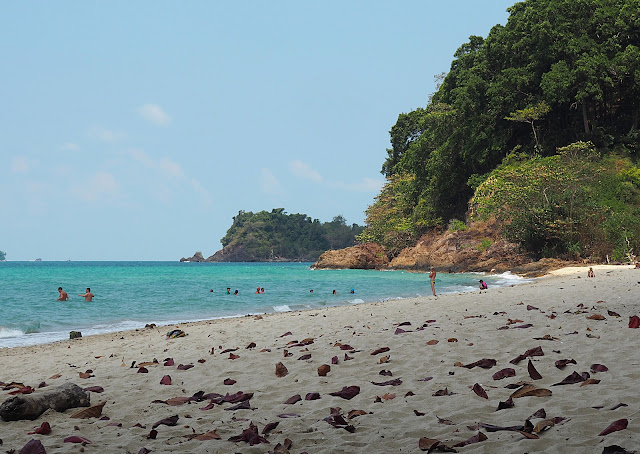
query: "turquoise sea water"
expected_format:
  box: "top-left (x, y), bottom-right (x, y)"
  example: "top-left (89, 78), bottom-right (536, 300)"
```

top-left (0, 261), bottom-right (530, 348)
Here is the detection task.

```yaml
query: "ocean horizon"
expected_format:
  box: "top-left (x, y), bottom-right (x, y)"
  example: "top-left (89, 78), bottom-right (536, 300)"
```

top-left (0, 261), bottom-right (531, 348)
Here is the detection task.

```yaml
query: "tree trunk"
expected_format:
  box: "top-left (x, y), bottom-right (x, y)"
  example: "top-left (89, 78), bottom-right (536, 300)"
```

top-left (582, 102), bottom-right (590, 134)
top-left (0, 382), bottom-right (90, 421)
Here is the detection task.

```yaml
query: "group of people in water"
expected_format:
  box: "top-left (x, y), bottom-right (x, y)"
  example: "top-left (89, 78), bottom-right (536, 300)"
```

top-left (207, 287), bottom-right (355, 295)
top-left (56, 287), bottom-right (94, 301)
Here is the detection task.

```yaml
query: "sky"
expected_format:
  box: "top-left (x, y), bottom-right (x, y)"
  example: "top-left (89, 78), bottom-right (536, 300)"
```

top-left (1, 1), bottom-right (515, 261)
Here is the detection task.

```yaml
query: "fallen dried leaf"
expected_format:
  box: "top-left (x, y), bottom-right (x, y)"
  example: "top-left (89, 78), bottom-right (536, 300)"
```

top-left (510, 384), bottom-right (552, 398)
top-left (599, 419), bottom-right (628, 436)
top-left (528, 360), bottom-right (542, 380)
top-left (472, 383), bottom-right (488, 399)
top-left (452, 431), bottom-right (487, 447)
top-left (70, 402), bottom-right (105, 419)
top-left (329, 386), bottom-right (360, 400)
top-left (27, 421), bottom-right (52, 435)
top-left (492, 368), bottom-right (516, 380)
top-left (318, 365), bottom-right (331, 376)
top-left (275, 362), bottom-right (288, 378)
top-left (160, 375), bottom-right (172, 385)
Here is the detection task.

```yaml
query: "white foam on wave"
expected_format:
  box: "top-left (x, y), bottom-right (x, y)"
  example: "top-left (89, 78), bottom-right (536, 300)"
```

top-left (348, 298), bottom-right (365, 305)
top-left (0, 327), bottom-right (25, 339)
top-left (273, 305), bottom-right (292, 313)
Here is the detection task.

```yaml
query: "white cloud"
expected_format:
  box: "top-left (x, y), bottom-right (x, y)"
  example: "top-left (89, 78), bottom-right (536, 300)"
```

top-left (60, 142), bottom-right (79, 151)
top-left (261, 168), bottom-right (284, 195)
top-left (330, 177), bottom-right (385, 193)
top-left (72, 171), bottom-right (120, 202)
top-left (10, 156), bottom-right (39, 173)
top-left (89, 126), bottom-right (126, 143)
top-left (289, 160), bottom-right (323, 183)
top-left (125, 148), bottom-right (211, 205)
top-left (138, 104), bottom-right (171, 126)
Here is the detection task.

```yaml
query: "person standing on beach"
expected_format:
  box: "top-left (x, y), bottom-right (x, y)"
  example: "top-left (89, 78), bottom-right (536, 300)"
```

top-left (57, 287), bottom-right (69, 301)
top-left (78, 288), bottom-right (94, 301)
top-left (429, 267), bottom-right (437, 296)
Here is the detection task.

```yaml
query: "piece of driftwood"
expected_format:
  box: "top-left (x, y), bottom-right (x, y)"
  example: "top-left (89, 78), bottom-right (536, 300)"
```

top-left (0, 382), bottom-right (90, 421)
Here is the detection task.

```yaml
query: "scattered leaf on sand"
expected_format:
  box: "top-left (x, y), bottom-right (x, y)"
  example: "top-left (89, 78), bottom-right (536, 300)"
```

top-left (192, 430), bottom-right (221, 440)
top-left (225, 400), bottom-right (251, 411)
top-left (371, 347), bottom-right (390, 355)
top-left (137, 367), bottom-right (148, 374)
top-left (533, 419), bottom-right (555, 433)
top-left (331, 356), bottom-right (339, 364)
top-left (305, 393), bottom-right (321, 401)
top-left (433, 388), bottom-right (453, 396)
top-left (598, 419), bottom-right (628, 436)
top-left (607, 310), bottom-right (621, 317)
top-left (18, 439), bottom-right (47, 454)
top-left (602, 445), bottom-right (634, 454)
top-left (160, 375), bottom-right (172, 385)
top-left (510, 346), bottom-right (544, 364)
top-left (381, 393), bottom-right (396, 400)
top-left (49, 374), bottom-right (62, 379)
top-left (229, 353), bottom-right (240, 360)
top-left (284, 394), bottom-right (302, 405)
top-left (27, 422), bottom-right (52, 435)
top-left (177, 364), bottom-right (194, 370)
top-left (63, 436), bottom-right (92, 444)
top-left (472, 383), bottom-right (488, 399)
top-left (587, 314), bottom-right (606, 320)
top-left (379, 355), bottom-right (390, 364)
top-left (84, 386), bottom-right (104, 393)
top-left (629, 316), bottom-right (640, 328)
top-left (262, 421), bottom-right (279, 434)
top-left (228, 422), bottom-right (269, 445)
top-left (164, 358), bottom-right (174, 366)
top-left (426, 340), bottom-right (439, 345)
top-left (165, 397), bottom-right (190, 406)
top-left (463, 358), bottom-right (497, 369)
top-left (492, 368), bottom-right (516, 380)
top-left (555, 359), bottom-right (577, 368)
top-left (553, 371), bottom-right (589, 386)
top-left (318, 365), bottom-right (331, 376)
top-left (452, 432), bottom-right (488, 447)
top-left (246, 342), bottom-right (256, 349)
top-left (591, 364), bottom-right (609, 373)
top-left (152, 415), bottom-right (179, 428)
top-left (418, 437), bottom-right (457, 452)
top-left (530, 408), bottom-right (546, 419)
top-left (448, 338), bottom-right (458, 343)
top-left (224, 378), bottom-right (237, 385)
top-left (436, 415), bottom-right (455, 425)
top-left (496, 397), bottom-right (514, 411)
top-left (297, 354), bottom-right (312, 361)
top-left (349, 409), bottom-right (367, 418)
top-left (329, 386), bottom-right (360, 400)
top-left (528, 360), bottom-right (542, 380)
top-left (580, 378), bottom-right (601, 386)
top-left (371, 379), bottom-right (402, 386)
top-left (414, 410), bottom-right (426, 416)
top-left (70, 401), bottom-right (106, 418)
top-left (510, 384), bottom-right (552, 398)
top-left (275, 362), bottom-right (288, 378)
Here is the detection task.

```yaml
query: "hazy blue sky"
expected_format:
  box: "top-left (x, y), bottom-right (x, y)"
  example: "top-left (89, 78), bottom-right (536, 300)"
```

top-left (1, 1), bottom-right (514, 260)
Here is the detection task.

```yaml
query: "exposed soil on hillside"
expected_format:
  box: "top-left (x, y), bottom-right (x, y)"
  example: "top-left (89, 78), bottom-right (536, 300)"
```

top-left (313, 220), bottom-right (580, 277)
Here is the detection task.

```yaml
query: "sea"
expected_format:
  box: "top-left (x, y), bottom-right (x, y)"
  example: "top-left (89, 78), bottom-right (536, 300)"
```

top-left (0, 261), bottom-right (531, 349)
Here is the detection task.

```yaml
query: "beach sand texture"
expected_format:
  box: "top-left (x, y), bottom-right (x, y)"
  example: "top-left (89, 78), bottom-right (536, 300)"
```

top-left (1, 265), bottom-right (639, 453)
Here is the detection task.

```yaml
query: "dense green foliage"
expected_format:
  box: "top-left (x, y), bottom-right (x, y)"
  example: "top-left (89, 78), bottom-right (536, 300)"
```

top-left (362, 0), bottom-right (640, 259)
top-left (472, 142), bottom-right (640, 260)
top-left (0, 250), bottom-right (5, 261)
top-left (221, 209), bottom-right (364, 261)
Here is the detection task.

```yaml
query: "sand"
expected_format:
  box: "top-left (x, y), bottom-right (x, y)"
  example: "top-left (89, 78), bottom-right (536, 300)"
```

top-left (1, 265), bottom-right (639, 453)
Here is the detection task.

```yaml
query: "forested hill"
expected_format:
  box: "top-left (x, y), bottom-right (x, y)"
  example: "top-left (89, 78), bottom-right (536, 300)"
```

top-left (181, 209), bottom-right (364, 262)
top-left (358, 0), bottom-right (640, 263)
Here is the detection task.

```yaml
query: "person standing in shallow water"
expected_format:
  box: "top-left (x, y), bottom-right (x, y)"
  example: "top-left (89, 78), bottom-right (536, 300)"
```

top-left (78, 287), bottom-right (94, 301)
top-left (429, 267), bottom-right (437, 296)
top-left (57, 287), bottom-right (69, 301)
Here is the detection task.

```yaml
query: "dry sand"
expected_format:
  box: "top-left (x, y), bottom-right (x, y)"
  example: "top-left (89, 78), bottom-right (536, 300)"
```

top-left (1, 265), bottom-right (639, 453)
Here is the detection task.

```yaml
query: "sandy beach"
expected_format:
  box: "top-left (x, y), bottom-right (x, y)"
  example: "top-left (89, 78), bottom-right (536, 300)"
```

top-left (1, 265), bottom-right (639, 453)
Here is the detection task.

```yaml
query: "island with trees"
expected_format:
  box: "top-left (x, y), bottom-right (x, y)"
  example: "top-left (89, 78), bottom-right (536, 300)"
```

top-left (181, 209), bottom-right (363, 262)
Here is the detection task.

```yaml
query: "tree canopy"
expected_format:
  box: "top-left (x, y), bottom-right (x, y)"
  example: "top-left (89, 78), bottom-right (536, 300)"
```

top-left (362, 0), bottom-right (640, 260)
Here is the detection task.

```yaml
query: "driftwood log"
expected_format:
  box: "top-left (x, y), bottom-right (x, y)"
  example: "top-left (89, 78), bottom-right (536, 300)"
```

top-left (0, 382), bottom-right (90, 421)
